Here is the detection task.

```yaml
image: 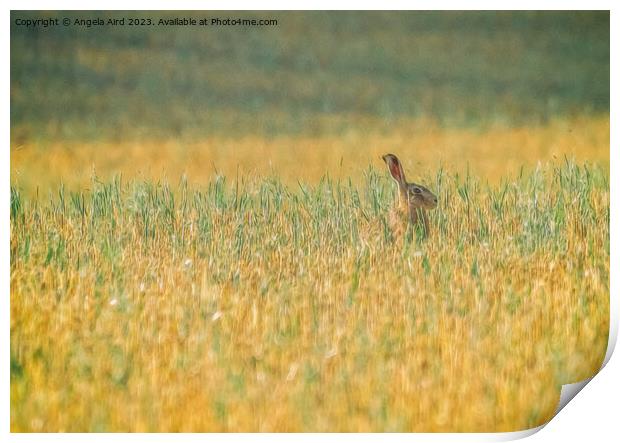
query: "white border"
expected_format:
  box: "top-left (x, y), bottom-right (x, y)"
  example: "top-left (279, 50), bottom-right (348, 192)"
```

top-left (2, 0), bottom-right (618, 10)
top-left (4, 2), bottom-right (616, 442)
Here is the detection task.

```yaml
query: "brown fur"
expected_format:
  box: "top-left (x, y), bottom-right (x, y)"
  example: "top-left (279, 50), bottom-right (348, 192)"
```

top-left (382, 154), bottom-right (437, 238)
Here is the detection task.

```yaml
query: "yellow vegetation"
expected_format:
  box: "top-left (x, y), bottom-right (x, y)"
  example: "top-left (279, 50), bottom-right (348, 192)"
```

top-left (10, 115), bottom-right (609, 432)
top-left (11, 114), bottom-right (609, 195)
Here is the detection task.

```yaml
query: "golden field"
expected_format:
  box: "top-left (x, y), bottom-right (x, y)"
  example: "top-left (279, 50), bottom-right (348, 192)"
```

top-left (10, 115), bottom-right (610, 432)
top-left (10, 10), bottom-right (610, 433)
top-left (11, 115), bottom-right (609, 194)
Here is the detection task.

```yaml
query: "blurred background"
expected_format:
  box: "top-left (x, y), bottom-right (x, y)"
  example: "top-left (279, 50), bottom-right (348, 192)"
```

top-left (10, 11), bottom-right (610, 190)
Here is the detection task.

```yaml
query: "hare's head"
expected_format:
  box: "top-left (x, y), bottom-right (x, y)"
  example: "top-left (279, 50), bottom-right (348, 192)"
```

top-left (382, 154), bottom-right (438, 211)
top-left (404, 182), bottom-right (438, 210)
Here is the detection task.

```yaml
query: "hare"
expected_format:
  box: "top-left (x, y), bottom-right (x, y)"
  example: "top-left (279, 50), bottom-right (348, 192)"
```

top-left (382, 154), bottom-right (438, 237)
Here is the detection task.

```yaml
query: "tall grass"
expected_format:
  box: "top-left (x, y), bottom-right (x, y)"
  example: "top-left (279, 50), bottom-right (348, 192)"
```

top-left (10, 160), bottom-right (609, 431)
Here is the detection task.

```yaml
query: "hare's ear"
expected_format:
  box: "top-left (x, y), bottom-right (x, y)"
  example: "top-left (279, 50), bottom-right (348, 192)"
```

top-left (382, 154), bottom-right (406, 186)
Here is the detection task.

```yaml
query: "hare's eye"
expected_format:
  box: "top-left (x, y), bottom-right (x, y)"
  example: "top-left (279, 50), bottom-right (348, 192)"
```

top-left (413, 187), bottom-right (422, 194)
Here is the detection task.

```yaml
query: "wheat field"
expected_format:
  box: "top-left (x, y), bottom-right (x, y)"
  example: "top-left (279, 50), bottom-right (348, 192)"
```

top-left (10, 10), bottom-right (609, 433)
top-left (10, 116), bottom-right (609, 432)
